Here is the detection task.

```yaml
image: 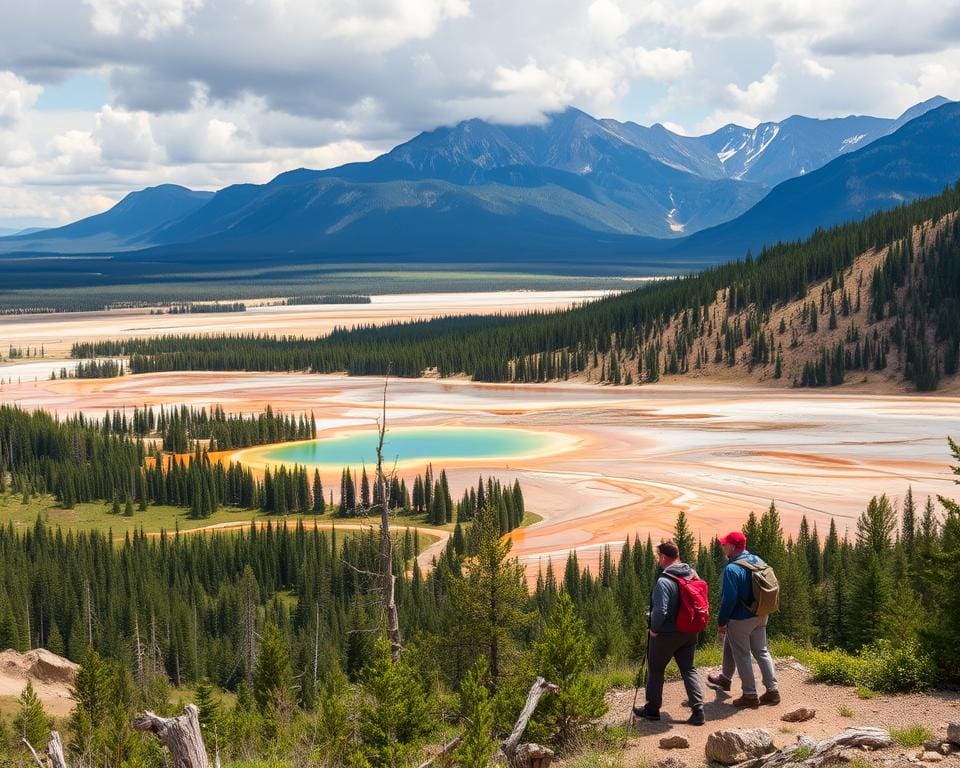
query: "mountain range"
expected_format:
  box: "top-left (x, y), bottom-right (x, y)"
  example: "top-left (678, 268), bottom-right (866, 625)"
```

top-left (0, 95), bottom-right (956, 270)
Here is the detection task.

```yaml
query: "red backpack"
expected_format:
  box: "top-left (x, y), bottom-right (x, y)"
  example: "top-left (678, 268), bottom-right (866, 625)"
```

top-left (666, 573), bottom-right (711, 634)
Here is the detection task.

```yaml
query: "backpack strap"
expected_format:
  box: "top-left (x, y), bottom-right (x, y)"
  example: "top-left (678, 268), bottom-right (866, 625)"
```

top-left (731, 558), bottom-right (762, 612)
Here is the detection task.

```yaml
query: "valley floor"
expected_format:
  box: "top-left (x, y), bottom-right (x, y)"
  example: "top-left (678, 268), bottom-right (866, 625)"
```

top-left (3, 369), bottom-right (958, 581)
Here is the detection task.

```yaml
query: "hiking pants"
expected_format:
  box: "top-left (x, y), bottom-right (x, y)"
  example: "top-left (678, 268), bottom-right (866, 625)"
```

top-left (720, 615), bottom-right (778, 697)
top-left (646, 631), bottom-right (704, 714)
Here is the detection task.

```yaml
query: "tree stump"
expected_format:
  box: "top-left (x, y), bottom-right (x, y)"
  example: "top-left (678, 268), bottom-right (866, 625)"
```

top-left (47, 732), bottom-right (69, 768)
top-left (133, 704), bottom-right (209, 768)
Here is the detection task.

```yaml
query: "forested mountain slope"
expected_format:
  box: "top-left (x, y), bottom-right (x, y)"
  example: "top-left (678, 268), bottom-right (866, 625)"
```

top-left (75, 183), bottom-right (960, 392)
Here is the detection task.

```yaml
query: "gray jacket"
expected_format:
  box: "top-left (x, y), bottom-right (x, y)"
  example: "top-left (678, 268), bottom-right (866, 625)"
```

top-left (649, 562), bottom-right (696, 633)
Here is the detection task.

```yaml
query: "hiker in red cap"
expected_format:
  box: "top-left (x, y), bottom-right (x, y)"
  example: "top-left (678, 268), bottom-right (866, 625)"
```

top-left (707, 531), bottom-right (781, 708)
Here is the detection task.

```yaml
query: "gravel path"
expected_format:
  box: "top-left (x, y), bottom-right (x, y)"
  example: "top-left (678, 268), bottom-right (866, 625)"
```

top-left (574, 661), bottom-right (960, 767)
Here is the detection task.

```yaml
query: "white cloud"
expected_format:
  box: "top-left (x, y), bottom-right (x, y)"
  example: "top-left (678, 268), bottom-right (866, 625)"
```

top-left (803, 58), bottom-right (835, 80)
top-left (0, 0), bottom-right (955, 226)
top-left (727, 65), bottom-right (781, 111)
top-left (623, 47), bottom-right (694, 82)
top-left (83, 0), bottom-right (204, 39)
top-left (587, 0), bottom-right (631, 44)
top-left (0, 71), bottom-right (42, 128)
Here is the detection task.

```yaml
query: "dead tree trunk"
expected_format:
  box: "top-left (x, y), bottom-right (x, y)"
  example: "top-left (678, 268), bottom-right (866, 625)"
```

top-left (133, 704), bottom-right (209, 768)
top-left (47, 731), bottom-right (68, 768)
top-left (375, 375), bottom-right (402, 661)
top-left (499, 676), bottom-right (559, 765)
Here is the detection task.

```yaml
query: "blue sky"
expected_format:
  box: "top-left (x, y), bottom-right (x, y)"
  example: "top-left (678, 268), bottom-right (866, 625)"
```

top-left (0, 0), bottom-right (956, 228)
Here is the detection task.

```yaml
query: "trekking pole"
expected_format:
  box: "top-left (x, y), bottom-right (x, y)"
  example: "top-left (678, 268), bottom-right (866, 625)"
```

top-left (624, 615), bottom-right (651, 746)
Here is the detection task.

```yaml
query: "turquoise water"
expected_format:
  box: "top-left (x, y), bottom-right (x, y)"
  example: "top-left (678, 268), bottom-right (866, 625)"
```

top-left (258, 426), bottom-right (553, 467)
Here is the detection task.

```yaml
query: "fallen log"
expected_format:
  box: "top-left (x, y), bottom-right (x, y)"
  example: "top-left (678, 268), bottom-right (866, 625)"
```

top-left (133, 704), bottom-right (209, 768)
top-left (731, 727), bottom-right (893, 768)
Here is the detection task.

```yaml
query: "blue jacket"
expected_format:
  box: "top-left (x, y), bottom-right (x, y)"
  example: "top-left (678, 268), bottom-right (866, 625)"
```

top-left (717, 550), bottom-right (761, 626)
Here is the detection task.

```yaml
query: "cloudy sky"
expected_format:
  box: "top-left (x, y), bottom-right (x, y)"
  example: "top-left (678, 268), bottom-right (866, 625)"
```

top-left (0, 0), bottom-right (956, 229)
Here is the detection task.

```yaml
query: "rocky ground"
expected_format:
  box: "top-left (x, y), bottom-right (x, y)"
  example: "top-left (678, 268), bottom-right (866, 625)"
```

top-left (575, 660), bottom-right (960, 768)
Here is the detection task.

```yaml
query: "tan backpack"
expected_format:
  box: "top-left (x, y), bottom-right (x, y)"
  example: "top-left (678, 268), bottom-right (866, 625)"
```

top-left (734, 557), bottom-right (780, 616)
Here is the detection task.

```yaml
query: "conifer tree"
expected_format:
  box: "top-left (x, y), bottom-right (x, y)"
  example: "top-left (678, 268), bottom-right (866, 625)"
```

top-left (253, 622), bottom-right (293, 714)
top-left (355, 639), bottom-right (435, 766)
top-left (194, 678), bottom-right (222, 747)
top-left (533, 592), bottom-right (607, 750)
top-left (449, 506), bottom-right (530, 681)
top-left (456, 656), bottom-right (497, 768)
top-left (13, 680), bottom-right (50, 750)
top-left (673, 510), bottom-right (695, 563)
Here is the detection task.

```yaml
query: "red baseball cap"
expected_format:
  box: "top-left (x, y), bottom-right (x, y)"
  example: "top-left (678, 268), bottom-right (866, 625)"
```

top-left (719, 531), bottom-right (746, 548)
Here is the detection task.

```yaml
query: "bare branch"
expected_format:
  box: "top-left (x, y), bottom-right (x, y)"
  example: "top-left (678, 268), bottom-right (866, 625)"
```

top-left (21, 738), bottom-right (44, 768)
top-left (500, 677), bottom-right (559, 761)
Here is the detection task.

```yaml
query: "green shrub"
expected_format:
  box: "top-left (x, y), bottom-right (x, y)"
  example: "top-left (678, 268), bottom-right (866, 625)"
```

top-left (858, 640), bottom-right (935, 693)
top-left (808, 649), bottom-right (864, 686)
top-left (889, 725), bottom-right (933, 748)
top-left (808, 640), bottom-right (935, 693)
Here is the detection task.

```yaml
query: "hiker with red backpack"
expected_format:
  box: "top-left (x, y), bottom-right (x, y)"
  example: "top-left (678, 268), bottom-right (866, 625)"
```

top-left (707, 531), bottom-right (781, 708)
top-left (633, 540), bottom-right (709, 727)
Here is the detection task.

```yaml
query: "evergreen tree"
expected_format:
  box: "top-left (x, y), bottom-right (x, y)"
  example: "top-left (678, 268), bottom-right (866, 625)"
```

top-left (13, 681), bottom-right (50, 749)
top-left (673, 510), bottom-right (696, 563)
top-left (449, 506), bottom-right (530, 682)
top-left (194, 678), bottom-right (222, 747)
top-left (252, 622), bottom-right (293, 714)
top-left (532, 592), bottom-right (607, 750)
top-left (456, 657), bottom-right (497, 768)
top-left (354, 639), bottom-right (435, 767)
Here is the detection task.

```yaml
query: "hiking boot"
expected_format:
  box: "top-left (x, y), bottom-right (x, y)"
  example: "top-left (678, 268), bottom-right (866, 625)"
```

top-left (731, 695), bottom-right (760, 709)
top-left (707, 672), bottom-right (731, 691)
top-left (759, 690), bottom-right (781, 705)
top-left (632, 704), bottom-right (661, 721)
top-left (687, 708), bottom-right (706, 726)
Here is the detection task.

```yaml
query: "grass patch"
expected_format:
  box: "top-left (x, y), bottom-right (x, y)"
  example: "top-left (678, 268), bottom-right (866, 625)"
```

top-left (855, 685), bottom-right (876, 700)
top-left (0, 493), bottom-right (441, 547)
top-left (839, 705), bottom-right (855, 718)
top-left (889, 725), bottom-right (933, 748)
top-left (794, 745), bottom-right (813, 760)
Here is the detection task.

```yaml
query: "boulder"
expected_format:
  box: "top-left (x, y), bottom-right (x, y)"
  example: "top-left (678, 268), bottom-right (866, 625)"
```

top-left (660, 734), bottom-right (691, 750)
top-left (705, 729), bottom-right (776, 765)
top-left (514, 743), bottom-right (553, 768)
top-left (948, 722), bottom-right (960, 746)
top-left (781, 708), bottom-right (816, 723)
top-left (919, 751), bottom-right (943, 763)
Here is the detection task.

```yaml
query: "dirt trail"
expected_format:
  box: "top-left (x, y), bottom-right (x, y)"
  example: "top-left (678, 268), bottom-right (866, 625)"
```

top-left (580, 661), bottom-right (960, 767)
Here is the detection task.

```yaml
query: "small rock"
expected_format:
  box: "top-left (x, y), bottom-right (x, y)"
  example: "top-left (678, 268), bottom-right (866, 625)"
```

top-left (655, 758), bottom-right (689, 768)
top-left (922, 740), bottom-right (942, 752)
top-left (937, 743), bottom-right (952, 756)
top-left (919, 752), bottom-right (943, 763)
top-left (515, 743), bottom-right (554, 768)
top-left (705, 729), bottom-right (776, 766)
top-left (948, 722), bottom-right (960, 746)
top-left (660, 734), bottom-right (691, 750)
top-left (782, 708), bottom-right (817, 723)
